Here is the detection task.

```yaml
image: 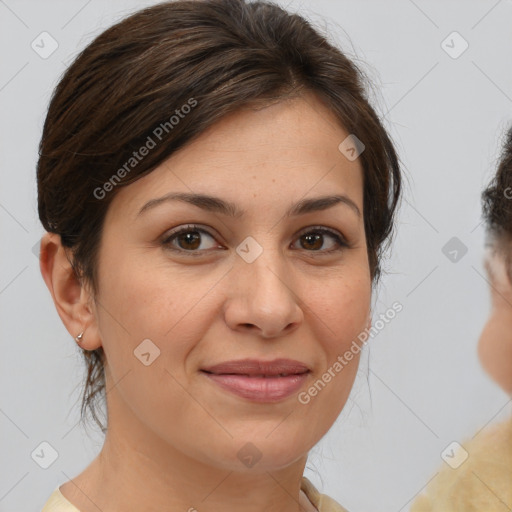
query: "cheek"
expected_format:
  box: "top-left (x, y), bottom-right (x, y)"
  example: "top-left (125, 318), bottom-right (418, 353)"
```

top-left (479, 312), bottom-right (505, 354)
top-left (305, 273), bottom-right (371, 399)
top-left (310, 272), bottom-right (372, 346)
top-left (478, 311), bottom-right (512, 375)
top-left (98, 249), bottom-right (202, 334)
top-left (93, 253), bottom-right (191, 376)
top-left (93, 256), bottom-right (214, 428)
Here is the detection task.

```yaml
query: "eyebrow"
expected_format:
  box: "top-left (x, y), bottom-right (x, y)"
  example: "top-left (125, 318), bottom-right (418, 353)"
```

top-left (137, 192), bottom-right (361, 218)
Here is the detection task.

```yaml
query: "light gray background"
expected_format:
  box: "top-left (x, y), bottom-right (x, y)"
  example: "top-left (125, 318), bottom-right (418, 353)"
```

top-left (1, 1), bottom-right (512, 511)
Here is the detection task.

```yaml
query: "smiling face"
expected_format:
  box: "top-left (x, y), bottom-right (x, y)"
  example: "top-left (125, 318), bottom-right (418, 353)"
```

top-left (85, 92), bottom-right (371, 472)
top-left (478, 240), bottom-right (512, 395)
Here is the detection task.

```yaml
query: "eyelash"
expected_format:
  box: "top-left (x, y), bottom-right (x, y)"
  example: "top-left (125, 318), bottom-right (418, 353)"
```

top-left (161, 224), bottom-right (349, 256)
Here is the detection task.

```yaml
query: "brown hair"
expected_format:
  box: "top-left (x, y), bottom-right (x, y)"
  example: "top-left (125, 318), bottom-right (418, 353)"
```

top-left (37, 0), bottom-right (402, 433)
top-left (482, 125), bottom-right (512, 281)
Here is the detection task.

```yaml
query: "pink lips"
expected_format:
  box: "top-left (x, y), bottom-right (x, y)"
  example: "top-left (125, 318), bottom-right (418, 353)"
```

top-left (201, 358), bottom-right (310, 403)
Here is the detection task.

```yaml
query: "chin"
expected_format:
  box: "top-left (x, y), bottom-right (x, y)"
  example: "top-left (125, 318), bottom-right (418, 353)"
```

top-left (206, 435), bottom-right (310, 473)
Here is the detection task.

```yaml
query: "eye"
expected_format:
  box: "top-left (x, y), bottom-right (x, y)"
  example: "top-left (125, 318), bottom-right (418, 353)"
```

top-left (161, 224), bottom-right (349, 256)
top-left (162, 224), bottom-right (221, 255)
top-left (292, 226), bottom-right (349, 254)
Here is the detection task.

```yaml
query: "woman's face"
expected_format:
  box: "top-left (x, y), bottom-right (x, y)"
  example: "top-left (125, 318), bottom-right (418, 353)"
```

top-left (478, 243), bottom-right (512, 395)
top-left (85, 92), bottom-right (371, 471)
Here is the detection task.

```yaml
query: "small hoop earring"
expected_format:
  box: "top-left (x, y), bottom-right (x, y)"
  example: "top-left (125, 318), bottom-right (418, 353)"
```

top-left (75, 331), bottom-right (84, 343)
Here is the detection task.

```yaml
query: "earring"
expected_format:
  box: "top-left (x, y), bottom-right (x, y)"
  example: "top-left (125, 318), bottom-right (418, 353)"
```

top-left (75, 331), bottom-right (84, 343)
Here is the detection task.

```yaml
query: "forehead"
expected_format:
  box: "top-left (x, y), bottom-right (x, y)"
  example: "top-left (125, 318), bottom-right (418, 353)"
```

top-left (108, 92), bottom-right (365, 222)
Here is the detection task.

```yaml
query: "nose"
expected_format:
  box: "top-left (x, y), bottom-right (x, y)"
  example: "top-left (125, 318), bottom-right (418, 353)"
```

top-left (223, 251), bottom-right (304, 339)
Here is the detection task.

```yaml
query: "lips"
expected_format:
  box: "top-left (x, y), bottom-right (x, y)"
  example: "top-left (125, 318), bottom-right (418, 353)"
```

top-left (200, 359), bottom-right (311, 402)
top-left (201, 358), bottom-right (310, 377)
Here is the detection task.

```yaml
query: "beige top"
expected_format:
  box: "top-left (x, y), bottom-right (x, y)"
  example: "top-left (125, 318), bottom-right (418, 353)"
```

top-left (41, 476), bottom-right (348, 511)
top-left (411, 416), bottom-right (512, 511)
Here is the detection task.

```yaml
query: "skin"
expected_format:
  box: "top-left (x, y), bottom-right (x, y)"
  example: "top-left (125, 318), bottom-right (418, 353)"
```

top-left (478, 242), bottom-right (512, 395)
top-left (40, 91), bottom-right (372, 512)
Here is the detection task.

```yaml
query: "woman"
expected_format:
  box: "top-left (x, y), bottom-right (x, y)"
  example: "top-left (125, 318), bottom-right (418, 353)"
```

top-left (411, 127), bottom-right (512, 510)
top-left (37, 0), bottom-right (401, 510)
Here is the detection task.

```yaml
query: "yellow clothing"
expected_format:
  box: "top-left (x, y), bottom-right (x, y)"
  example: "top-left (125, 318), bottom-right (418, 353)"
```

top-left (411, 416), bottom-right (512, 511)
top-left (301, 477), bottom-right (349, 511)
top-left (41, 476), bottom-right (348, 511)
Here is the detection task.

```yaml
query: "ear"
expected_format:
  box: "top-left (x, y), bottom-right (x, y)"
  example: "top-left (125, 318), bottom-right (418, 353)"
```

top-left (39, 232), bottom-right (102, 351)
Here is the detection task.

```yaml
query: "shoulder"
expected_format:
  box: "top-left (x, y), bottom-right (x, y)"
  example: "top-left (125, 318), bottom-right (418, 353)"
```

top-left (301, 476), bottom-right (350, 512)
top-left (410, 417), bottom-right (512, 511)
top-left (41, 485), bottom-right (81, 512)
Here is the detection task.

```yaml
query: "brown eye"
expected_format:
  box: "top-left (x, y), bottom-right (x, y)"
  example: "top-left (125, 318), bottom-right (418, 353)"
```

top-left (162, 225), bottom-right (220, 254)
top-left (162, 224), bottom-right (348, 257)
top-left (300, 233), bottom-right (324, 250)
top-left (293, 227), bottom-right (348, 254)
top-left (176, 231), bottom-right (201, 250)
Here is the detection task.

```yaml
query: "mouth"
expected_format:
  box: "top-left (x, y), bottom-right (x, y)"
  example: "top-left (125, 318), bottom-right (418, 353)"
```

top-left (200, 359), bottom-right (311, 402)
